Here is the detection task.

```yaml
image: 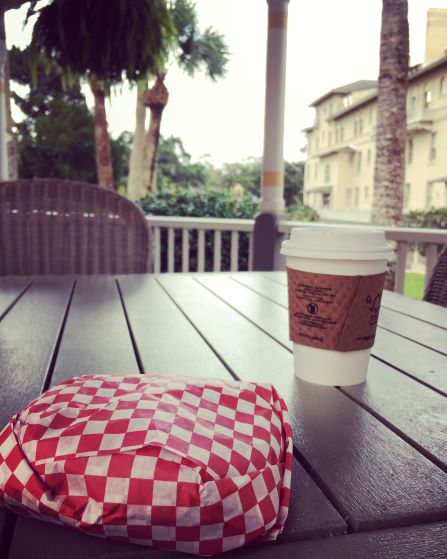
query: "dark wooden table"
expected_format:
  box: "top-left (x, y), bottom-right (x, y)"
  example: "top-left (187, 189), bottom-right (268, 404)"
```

top-left (0, 273), bottom-right (446, 559)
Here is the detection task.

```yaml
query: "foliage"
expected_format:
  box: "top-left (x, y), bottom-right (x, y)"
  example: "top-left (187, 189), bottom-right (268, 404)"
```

top-left (218, 158), bottom-right (305, 207)
top-left (29, 0), bottom-right (174, 84)
top-left (139, 187), bottom-right (258, 219)
top-left (10, 46), bottom-right (126, 185)
top-left (167, 0), bottom-right (229, 80)
top-left (139, 187), bottom-right (257, 271)
top-left (157, 136), bottom-right (207, 190)
top-left (402, 208), bottom-right (447, 256)
top-left (286, 202), bottom-right (319, 222)
top-left (403, 208), bottom-right (447, 229)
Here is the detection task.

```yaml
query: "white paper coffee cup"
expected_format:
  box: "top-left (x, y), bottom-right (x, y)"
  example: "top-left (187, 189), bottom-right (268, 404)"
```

top-left (281, 226), bottom-right (394, 386)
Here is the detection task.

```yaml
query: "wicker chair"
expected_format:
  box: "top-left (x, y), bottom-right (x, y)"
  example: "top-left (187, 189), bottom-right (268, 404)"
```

top-left (424, 244), bottom-right (447, 308)
top-left (0, 179), bottom-right (152, 275)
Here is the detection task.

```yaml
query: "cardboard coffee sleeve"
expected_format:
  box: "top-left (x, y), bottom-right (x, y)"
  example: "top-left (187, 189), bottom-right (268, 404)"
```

top-left (287, 268), bottom-right (386, 352)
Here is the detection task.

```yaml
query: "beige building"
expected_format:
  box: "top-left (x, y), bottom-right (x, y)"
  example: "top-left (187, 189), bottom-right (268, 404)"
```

top-left (303, 9), bottom-right (447, 223)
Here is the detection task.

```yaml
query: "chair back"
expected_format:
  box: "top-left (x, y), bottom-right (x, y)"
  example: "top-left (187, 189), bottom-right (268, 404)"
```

top-left (0, 179), bottom-right (152, 275)
top-left (424, 244), bottom-right (447, 308)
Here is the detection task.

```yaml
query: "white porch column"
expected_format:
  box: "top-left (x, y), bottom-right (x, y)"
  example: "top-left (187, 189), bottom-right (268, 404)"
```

top-left (0, 10), bottom-right (8, 181)
top-left (260, 0), bottom-right (289, 215)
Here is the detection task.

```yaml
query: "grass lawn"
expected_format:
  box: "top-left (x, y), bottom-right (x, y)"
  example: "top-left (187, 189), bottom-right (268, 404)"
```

top-left (404, 271), bottom-right (425, 300)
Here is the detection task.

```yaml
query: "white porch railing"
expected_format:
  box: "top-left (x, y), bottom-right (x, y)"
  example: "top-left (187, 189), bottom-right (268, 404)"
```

top-left (147, 215), bottom-right (447, 294)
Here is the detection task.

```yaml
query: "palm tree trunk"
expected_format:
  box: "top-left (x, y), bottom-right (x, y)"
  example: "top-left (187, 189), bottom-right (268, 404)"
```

top-left (371, 0), bottom-right (409, 226)
top-left (89, 73), bottom-right (113, 188)
top-left (143, 76), bottom-right (169, 192)
top-left (127, 79), bottom-right (147, 200)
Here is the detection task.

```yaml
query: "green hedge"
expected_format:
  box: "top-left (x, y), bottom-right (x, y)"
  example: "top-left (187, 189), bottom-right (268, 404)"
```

top-left (403, 207), bottom-right (447, 255)
top-left (138, 188), bottom-right (319, 272)
top-left (139, 188), bottom-right (257, 272)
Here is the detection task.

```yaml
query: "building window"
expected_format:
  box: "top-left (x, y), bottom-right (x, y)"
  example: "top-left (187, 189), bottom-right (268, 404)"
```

top-left (328, 132), bottom-right (332, 145)
top-left (409, 95), bottom-right (416, 114)
top-left (340, 126), bottom-right (344, 141)
top-left (324, 164), bottom-right (330, 183)
top-left (322, 192), bottom-right (331, 207)
top-left (441, 76), bottom-right (447, 95)
top-left (346, 188), bottom-right (352, 207)
top-left (343, 95), bottom-right (352, 107)
top-left (322, 130), bottom-right (326, 144)
top-left (357, 151), bottom-right (362, 173)
top-left (429, 133), bottom-right (437, 161)
top-left (404, 184), bottom-right (411, 209)
top-left (335, 128), bottom-right (339, 143)
top-left (367, 149), bottom-right (371, 165)
top-left (316, 136), bottom-right (319, 150)
top-left (354, 187), bottom-right (360, 208)
top-left (314, 164), bottom-right (318, 179)
top-left (359, 119), bottom-right (363, 135)
top-left (424, 85), bottom-right (432, 107)
top-left (368, 108), bottom-right (373, 122)
top-left (364, 186), bottom-right (369, 200)
top-left (354, 121), bottom-right (358, 137)
top-left (407, 139), bottom-right (413, 164)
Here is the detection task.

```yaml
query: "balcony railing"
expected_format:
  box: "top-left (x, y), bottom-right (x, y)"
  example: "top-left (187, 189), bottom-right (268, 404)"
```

top-left (148, 215), bottom-right (447, 294)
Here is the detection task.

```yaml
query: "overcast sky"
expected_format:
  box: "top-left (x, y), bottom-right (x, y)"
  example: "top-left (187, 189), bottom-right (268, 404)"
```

top-left (5, 0), bottom-right (447, 166)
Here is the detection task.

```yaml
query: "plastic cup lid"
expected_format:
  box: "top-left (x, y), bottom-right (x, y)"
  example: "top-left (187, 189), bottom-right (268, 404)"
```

top-left (280, 226), bottom-right (394, 261)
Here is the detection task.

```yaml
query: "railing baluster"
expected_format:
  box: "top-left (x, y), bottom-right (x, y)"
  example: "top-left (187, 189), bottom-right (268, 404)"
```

top-left (153, 227), bottom-right (161, 273)
top-left (182, 229), bottom-right (189, 273)
top-left (248, 233), bottom-right (254, 271)
top-left (394, 241), bottom-right (407, 293)
top-left (424, 243), bottom-right (438, 289)
top-left (231, 231), bottom-right (239, 272)
top-left (213, 230), bottom-right (222, 272)
top-left (198, 229), bottom-right (205, 272)
top-left (168, 228), bottom-right (175, 273)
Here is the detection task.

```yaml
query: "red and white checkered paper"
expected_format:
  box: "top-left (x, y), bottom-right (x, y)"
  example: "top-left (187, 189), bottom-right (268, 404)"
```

top-left (0, 375), bottom-right (293, 555)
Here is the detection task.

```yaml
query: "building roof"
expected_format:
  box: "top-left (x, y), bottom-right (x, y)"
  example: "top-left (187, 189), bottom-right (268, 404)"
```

top-left (327, 55), bottom-right (447, 121)
top-left (330, 92), bottom-right (377, 120)
top-left (310, 80), bottom-right (378, 107)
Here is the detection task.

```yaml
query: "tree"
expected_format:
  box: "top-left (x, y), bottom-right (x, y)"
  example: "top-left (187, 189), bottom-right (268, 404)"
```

top-left (371, 0), bottom-right (409, 225)
top-left (127, 0), bottom-right (229, 197)
top-left (29, 0), bottom-right (174, 188)
top-left (157, 135), bottom-right (207, 190)
top-left (10, 46), bottom-right (127, 184)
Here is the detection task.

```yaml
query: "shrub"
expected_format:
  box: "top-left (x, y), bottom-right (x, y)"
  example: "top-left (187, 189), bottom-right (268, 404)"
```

top-left (139, 188), bottom-right (319, 272)
top-left (403, 208), bottom-right (447, 255)
top-left (139, 188), bottom-right (258, 271)
top-left (286, 202), bottom-right (319, 222)
top-left (403, 208), bottom-right (447, 230)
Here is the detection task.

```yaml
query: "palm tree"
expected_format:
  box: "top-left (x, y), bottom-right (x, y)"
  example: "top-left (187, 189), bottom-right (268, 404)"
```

top-left (29, 0), bottom-right (174, 188)
top-left (127, 0), bottom-right (229, 197)
top-left (371, 0), bottom-right (409, 225)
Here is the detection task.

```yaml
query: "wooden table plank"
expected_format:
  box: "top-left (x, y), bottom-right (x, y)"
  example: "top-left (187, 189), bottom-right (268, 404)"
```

top-left (200, 274), bottom-right (447, 470)
top-left (373, 328), bottom-right (447, 395)
top-left (0, 277), bottom-right (74, 429)
top-left (51, 276), bottom-right (139, 384)
top-left (8, 516), bottom-right (183, 559)
top-left (0, 276), bottom-right (32, 321)
top-left (234, 273), bottom-right (447, 394)
top-left (382, 290), bottom-right (447, 329)
top-left (378, 306), bottom-right (447, 355)
top-left (9, 276), bottom-right (141, 559)
top-left (117, 275), bottom-right (231, 379)
top-left (341, 359), bottom-right (447, 471)
top-left (159, 275), bottom-right (447, 532)
top-left (223, 522), bottom-right (447, 559)
top-left (0, 277), bottom-right (73, 556)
